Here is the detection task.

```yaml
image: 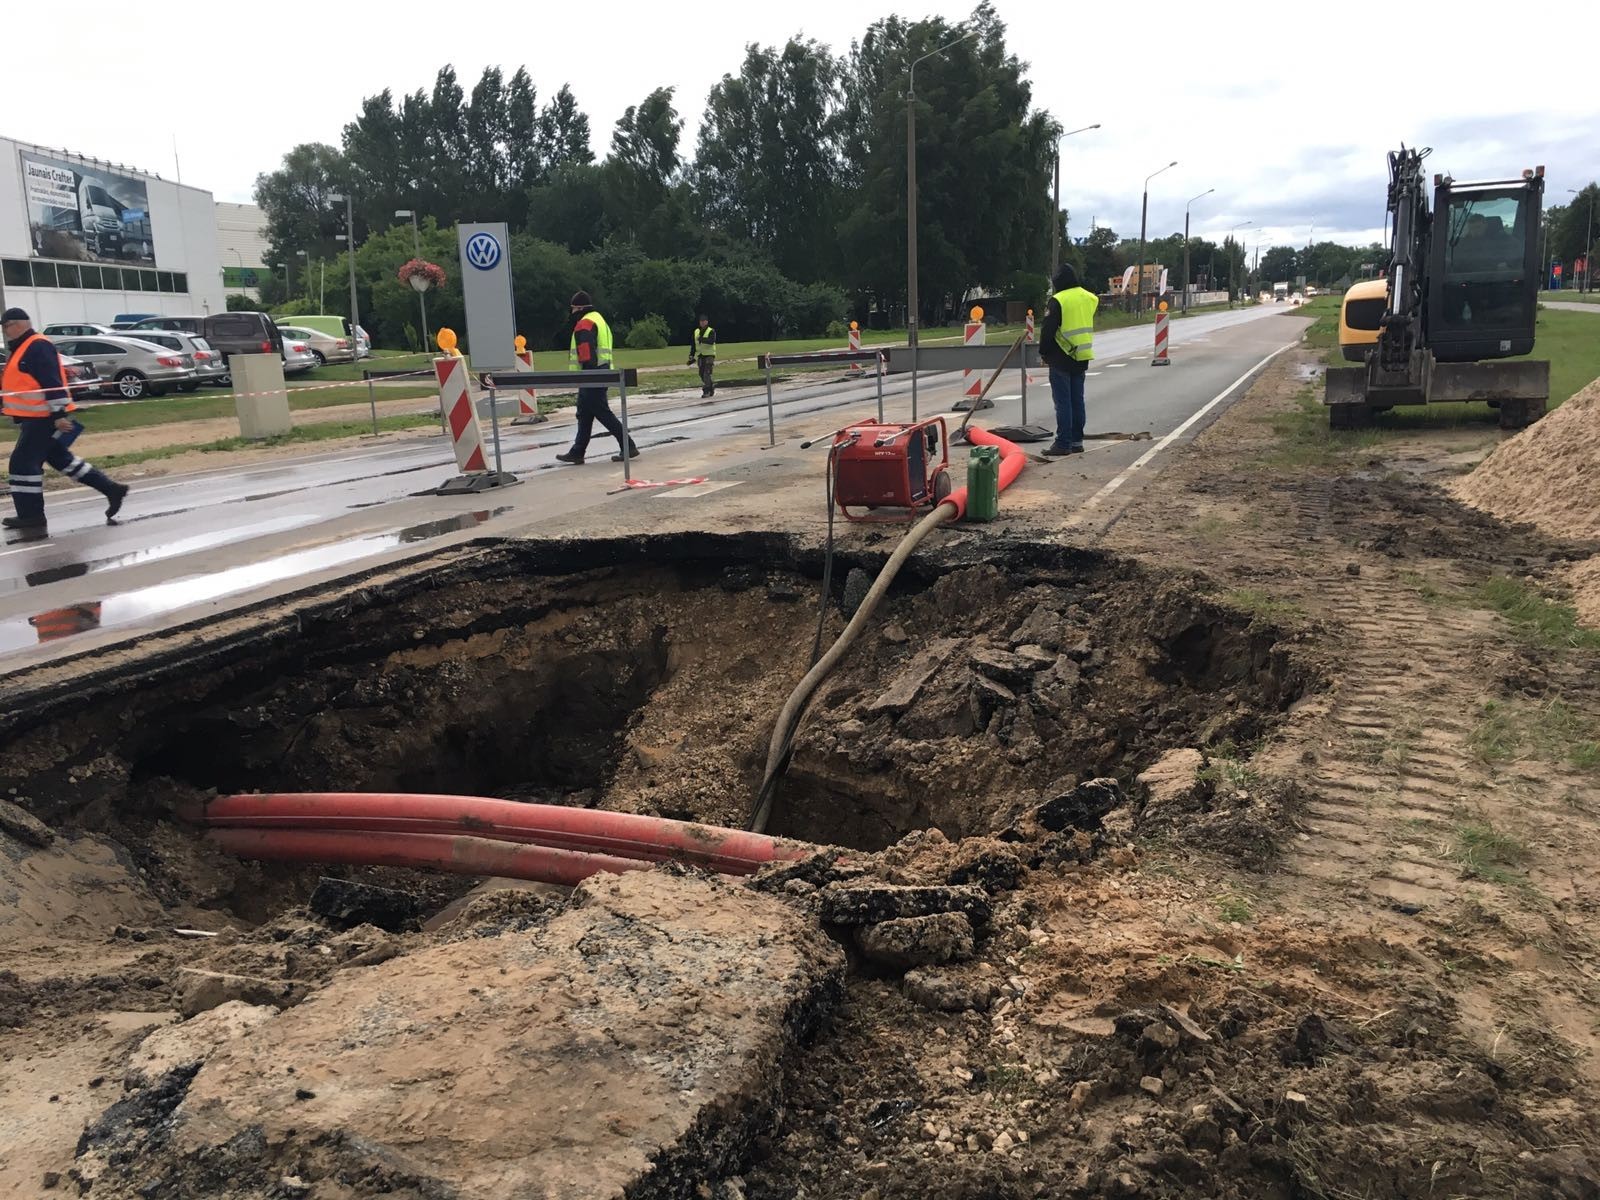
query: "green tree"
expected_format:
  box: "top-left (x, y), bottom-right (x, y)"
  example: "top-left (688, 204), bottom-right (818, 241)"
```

top-left (836, 5), bottom-right (1053, 323)
top-left (695, 38), bottom-right (844, 282)
top-left (1552, 184), bottom-right (1598, 266)
top-left (537, 84), bottom-right (594, 176)
top-left (527, 164), bottom-right (608, 253)
top-left (1079, 226), bottom-right (1122, 291)
top-left (253, 143), bottom-right (350, 276)
top-left (602, 87), bottom-right (699, 257)
top-left (1259, 245), bottom-right (1298, 283)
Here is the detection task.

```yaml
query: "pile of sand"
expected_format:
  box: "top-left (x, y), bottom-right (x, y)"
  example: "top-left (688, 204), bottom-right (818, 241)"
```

top-left (1456, 376), bottom-right (1600, 542)
top-left (1455, 376), bottom-right (1600, 627)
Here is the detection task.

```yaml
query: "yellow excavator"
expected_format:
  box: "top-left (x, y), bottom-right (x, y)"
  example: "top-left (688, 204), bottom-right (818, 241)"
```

top-left (1327, 147), bottom-right (1548, 430)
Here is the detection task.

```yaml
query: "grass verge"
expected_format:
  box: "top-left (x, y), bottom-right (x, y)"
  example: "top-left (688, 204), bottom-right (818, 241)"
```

top-left (1471, 577), bottom-right (1600, 651)
top-left (1469, 698), bottom-right (1600, 773)
top-left (1451, 818), bottom-right (1530, 886)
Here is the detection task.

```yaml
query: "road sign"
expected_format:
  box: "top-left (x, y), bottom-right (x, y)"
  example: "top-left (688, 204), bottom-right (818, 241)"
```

top-left (458, 222), bottom-right (517, 371)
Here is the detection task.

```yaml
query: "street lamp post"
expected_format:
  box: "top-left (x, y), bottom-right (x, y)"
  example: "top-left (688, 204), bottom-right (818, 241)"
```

top-left (295, 249), bottom-right (308, 302)
top-left (907, 27), bottom-right (977, 421)
top-left (1228, 221), bottom-right (1252, 306)
top-left (1569, 188), bottom-right (1596, 294)
top-left (1182, 188), bottom-right (1214, 311)
top-left (1136, 161), bottom-right (1178, 315)
top-left (1051, 123), bottom-right (1101, 276)
top-left (396, 208), bottom-right (430, 351)
top-left (328, 193), bottom-right (361, 355)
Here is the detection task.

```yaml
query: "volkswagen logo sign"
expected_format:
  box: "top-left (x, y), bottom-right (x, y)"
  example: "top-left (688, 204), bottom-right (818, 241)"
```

top-left (465, 231), bottom-right (502, 271)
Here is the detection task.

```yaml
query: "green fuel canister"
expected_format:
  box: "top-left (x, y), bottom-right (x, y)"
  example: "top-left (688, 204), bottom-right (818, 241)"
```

top-left (965, 445), bottom-right (1000, 521)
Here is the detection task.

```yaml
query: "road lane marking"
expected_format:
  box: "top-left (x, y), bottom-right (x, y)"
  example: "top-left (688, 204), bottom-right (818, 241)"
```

top-left (1080, 340), bottom-right (1298, 512)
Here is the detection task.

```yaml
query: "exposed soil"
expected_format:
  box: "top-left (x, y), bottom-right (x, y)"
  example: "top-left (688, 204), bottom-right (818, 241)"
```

top-left (4, 349), bottom-right (1600, 1197)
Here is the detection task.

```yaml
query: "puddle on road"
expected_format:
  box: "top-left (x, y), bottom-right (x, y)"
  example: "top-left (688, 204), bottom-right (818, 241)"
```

top-left (0, 508), bottom-right (511, 659)
top-left (0, 515), bottom-right (321, 596)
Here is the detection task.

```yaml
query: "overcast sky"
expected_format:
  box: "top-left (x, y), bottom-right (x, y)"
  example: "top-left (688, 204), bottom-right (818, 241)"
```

top-left (8, 0), bottom-right (1596, 255)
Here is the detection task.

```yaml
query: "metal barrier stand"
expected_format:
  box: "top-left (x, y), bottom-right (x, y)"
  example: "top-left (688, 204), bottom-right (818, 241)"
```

top-left (360, 366), bottom-right (434, 436)
top-left (486, 368), bottom-right (640, 483)
top-left (757, 349), bottom-right (890, 446)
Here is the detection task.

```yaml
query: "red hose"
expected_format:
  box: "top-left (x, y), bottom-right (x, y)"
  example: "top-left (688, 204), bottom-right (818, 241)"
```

top-left (185, 793), bottom-right (812, 876)
top-left (939, 427), bottom-right (1027, 521)
top-left (206, 828), bottom-right (650, 887)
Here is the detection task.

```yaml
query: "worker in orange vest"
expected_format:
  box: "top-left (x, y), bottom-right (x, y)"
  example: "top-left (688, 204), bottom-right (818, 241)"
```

top-left (3, 308), bottom-right (128, 539)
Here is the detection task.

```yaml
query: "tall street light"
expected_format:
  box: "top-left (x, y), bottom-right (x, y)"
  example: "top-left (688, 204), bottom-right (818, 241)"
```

top-left (907, 26), bottom-right (977, 420)
top-left (1182, 188), bottom-right (1214, 311)
top-left (1228, 221), bottom-right (1252, 306)
top-left (1570, 188), bottom-right (1596, 294)
top-left (1136, 161), bottom-right (1178, 315)
top-left (396, 208), bottom-right (430, 351)
top-left (295, 249), bottom-right (308, 301)
top-left (328, 192), bottom-right (361, 352)
top-left (1051, 123), bottom-right (1101, 276)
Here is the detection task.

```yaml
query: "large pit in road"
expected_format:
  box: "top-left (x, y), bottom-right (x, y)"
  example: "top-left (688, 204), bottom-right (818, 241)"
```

top-left (2, 532), bottom-right (1316, 877)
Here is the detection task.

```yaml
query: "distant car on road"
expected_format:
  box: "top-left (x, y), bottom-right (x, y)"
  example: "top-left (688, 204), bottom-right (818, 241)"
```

top-left (120, 330), bottom-right (228, 390)
top-left (47, 334), bottom-right (196, 400)
top-left (276, 324), bottom-right (355, 366)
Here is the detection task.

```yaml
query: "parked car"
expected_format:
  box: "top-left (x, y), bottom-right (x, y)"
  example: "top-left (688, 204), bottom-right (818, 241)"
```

top-left (132, 313), bottom-right (284, 384)
top-left (43, 322), bottom-right (114, 338)
top-left (0, 347), bottom-right (99, 398)
top-left (47, 335), bottom-right (195, 400)
top-left (118, 330), bottom-right (228, 390)
top-left (276, 314), bottom-right (349, 341)
top-left (281, 336), bottom-right (318, 376)
top-left (355, 325), bottom-right (372, 359)
top-left (275, 324), bottom-right (354, 366)
top-left (110, 312), bottom-right (158, 330)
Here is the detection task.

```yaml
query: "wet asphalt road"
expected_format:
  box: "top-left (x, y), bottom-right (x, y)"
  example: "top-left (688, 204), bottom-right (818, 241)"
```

top-left (0, 305), bottom-right (1303, 671)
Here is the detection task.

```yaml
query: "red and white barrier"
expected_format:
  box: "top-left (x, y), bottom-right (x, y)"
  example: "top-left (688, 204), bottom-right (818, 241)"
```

top-left (1152, 308), bottom-right (1171, 366)
top-left (511, 348), bottom-right (546, 423)
top-left (848, 321), bottom-right (863, 373)
top-left (435, 354), bottom-right (487, 474)
top-left (1024, 307), bottom-right (1037, 384)
top-left (962, 316), bottom-right (987, 398)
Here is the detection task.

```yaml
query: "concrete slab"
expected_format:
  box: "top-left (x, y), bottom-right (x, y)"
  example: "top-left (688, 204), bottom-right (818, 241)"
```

top-left (80, 870), bottom-right (844, 1199)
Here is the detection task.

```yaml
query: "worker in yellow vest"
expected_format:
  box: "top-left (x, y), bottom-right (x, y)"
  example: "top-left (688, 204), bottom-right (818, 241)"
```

top-left (1038, 264), bottom-right (1098, 456)
top-left (687, 315), bottom-right (716, 397)
top-left (556, 291), bottom-right (640, 465)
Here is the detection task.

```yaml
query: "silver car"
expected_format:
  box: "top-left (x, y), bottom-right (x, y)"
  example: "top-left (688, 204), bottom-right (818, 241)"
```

top-left (47, 334), bottom-right (197, 400)
top-left (276, 324), bottom-right (355, 366)
top-left (281, 336), bottom-right (318, 376)
top-left (114, 329), bottom-right (228, 391)
top-left (42, 322), bottom-right (115, 337)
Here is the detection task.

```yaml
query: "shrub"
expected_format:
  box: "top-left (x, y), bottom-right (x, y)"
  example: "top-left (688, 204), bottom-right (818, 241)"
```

top-left (825, 319), bottom-right (849, 340)
top-left (625, 313), bottom-right (670, 349)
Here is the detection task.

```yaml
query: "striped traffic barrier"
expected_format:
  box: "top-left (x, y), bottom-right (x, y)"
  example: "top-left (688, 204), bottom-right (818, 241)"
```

top-left (1152, 302), bottom-right (1171, 366)
top-left (848, 321), bottom-right (863, 373)
top-left (963, 306), bottom-right (987, 400)
top-left (1024, 307), bottom-right (1038, 384)
top-left (432, 354), bottom-right (517, 494)
top-left (511, 340), bottom-right (546, 424)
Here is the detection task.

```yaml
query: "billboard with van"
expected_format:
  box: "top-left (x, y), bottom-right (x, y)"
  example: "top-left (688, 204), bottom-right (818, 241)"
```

top-left (19, 149), bottom-right (156, 266)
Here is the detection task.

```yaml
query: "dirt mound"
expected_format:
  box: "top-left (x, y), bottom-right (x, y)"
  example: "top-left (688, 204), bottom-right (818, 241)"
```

top-left (1455, 375), bottom-right (1600, 543)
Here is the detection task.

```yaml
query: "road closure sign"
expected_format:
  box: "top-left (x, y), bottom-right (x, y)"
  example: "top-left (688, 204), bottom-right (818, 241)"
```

top-left (457, 222), bottom-right (517, 372)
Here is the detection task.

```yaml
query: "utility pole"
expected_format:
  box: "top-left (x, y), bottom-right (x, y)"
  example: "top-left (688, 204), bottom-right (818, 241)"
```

top-left (329, 192), bottom-right (361, 350)
top-left (906, 27), bottom-right (977, 421)
top-left (1137, 161), bottom-right (1178, 315)
top-left (1183, 188), bottom-right (1213, 311)
top-left (396, 208), bottom-right (429, 349)
top-left (1051, 123), bottom-right (1101, 277)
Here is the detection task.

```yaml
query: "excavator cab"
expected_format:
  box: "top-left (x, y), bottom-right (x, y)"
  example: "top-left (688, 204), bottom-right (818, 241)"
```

top-left (1325, 150), bottom-right (1549, 431)
top-left (1427, 178), bottom-right (1542, 361)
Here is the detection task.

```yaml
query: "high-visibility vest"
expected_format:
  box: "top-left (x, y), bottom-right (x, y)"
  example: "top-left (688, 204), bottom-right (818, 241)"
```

top-left (1051, 288), bottom-right (1099, 362)
top-left (693, 325), bottom-right (716, 357)
top-left (568, 310), bottom-right (614, 371)
top-left (2, 333), bottom-right (77, 419)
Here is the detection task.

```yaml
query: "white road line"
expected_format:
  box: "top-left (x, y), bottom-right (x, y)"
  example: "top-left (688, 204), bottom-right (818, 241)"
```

top-left (1086, 371), bottom-right (1103, 376)
top-left (1106, 363), bottom-right (1127, 369)
top-left (1080, 341), bottom-right (1297, 512)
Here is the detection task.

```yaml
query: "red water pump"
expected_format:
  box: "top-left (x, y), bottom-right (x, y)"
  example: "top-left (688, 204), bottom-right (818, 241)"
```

top-left (829, 417), bottom-right (952, 522)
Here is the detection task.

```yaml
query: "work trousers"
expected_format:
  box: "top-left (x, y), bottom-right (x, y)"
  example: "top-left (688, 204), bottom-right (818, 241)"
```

top-left (697, 355), bottom-right (715, 396)
top-left (1047, 366), bottom-right (1087, 451)
top-left (8, 417), bottom-right (118, 520)
top-left (570, 387), bottom-right (638, 459)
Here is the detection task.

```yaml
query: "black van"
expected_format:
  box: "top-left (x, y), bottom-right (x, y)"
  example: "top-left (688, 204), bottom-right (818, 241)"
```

top-left (132, 313), bottom-right (283, 384)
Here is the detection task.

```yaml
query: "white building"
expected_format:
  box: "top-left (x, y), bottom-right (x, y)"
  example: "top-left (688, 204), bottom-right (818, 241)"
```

top-left (215, 201), bottom-right (270, 300)
top-left (0, 135), bottom-right (225, 325)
